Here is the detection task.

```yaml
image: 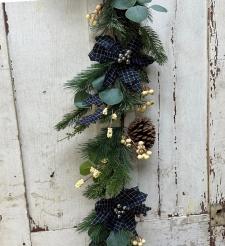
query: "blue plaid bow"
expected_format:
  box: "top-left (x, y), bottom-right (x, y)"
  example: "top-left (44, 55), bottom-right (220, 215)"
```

top-left (92, 187), bottom-right (150, 232)
top-left (89, 36), bottom-right (154, 92)
top-left (77, 95), bottom-right (103, 126)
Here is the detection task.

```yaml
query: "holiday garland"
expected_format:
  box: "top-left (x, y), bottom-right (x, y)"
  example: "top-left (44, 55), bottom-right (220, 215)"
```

top-left (56, 0), bottom-right (167, 245)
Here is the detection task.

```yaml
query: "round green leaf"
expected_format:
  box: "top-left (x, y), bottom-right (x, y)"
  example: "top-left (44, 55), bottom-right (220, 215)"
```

top-left (112, 0), bottom-right (136, 10)
top-left (150, 4), bottom-right (168, 12)
top-left (99, 88), bottom-right (123, 106)
top-left (137, 0), bottom-right (152, 4)
top-left (74, 91), bottom-right (90, 108)
top-left (107, 231), bottom-right (132, 246)
top-left (80, 160), bottom-right (94, 176)
top-left (92, 75), bottom-right (105, 91)
top-left (125, 6), bottom-right (148, 23)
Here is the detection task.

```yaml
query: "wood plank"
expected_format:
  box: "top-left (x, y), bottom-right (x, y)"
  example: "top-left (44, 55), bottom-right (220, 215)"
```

top-left (139, 0), bottom-right (208, 218)
top-left (0, 4), bottom-right (31, 246)
top-left (209, 0), bottom-right (225, 205)
top-left (209, 0), bottom-right (225, 244)
top-left (138, 214), bottom-right (209, 246)
top-left (31, 214), bottom-right (209, 246)
top-left (211, 226), bottom-right (225, 246)
top-left (5, 0), bottom-right (97, 231)
top-left (31, 228), bottom-right (88, 246)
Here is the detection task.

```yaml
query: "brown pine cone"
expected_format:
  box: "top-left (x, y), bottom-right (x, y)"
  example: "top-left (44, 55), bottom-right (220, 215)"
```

top-left (128, 117), bottom-right (156, 149)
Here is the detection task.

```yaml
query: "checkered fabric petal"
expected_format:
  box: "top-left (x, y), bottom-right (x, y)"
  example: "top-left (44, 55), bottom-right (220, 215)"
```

top-left (133, 204), bottom-right (150, 216)
top-left (88, 35), bottom-right (155, 92)
top-left (89, 36), bottom-right (122, 63)
top-left (77, 108), bottom-right (103, 126)
top-left (93, 187), bottom-right (150, 232)
top-left (128, 37), bottom-right (143, 53)
top-left (106, 212), bottom-right (137, 232)
top-left (131, 54), bottom-right (155, 67)
top-left (83, 95), bottom-right (103, 107)
top-left (104, 65), bottom-right (118, 88)
top-left (119, 66), bottom-right (141, 92)
top-left (116, 187), bottom-right (148, 209)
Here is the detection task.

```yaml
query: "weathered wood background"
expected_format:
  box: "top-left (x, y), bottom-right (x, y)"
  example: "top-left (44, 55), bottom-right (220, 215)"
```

top-left (0, 0), bottom-right (224, 245)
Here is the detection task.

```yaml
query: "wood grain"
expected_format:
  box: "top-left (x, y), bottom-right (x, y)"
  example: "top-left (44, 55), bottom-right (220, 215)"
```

top-left (209, 0), bottom-right (225, 244)
top-left (3, 0), bottom-right (225, 245)
top-left (0, 4), bottom-right (31, 246)
top-left (5, 0), bottom-right (96, 231)
top-left (140, 0), bottom-right (208, 219)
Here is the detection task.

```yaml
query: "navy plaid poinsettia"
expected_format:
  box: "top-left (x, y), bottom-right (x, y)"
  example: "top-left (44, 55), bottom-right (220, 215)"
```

top-left (77, 95), bottom-right (104, 126)
top-left (93, 187), bottom-right (150, 232)
top-left (89, 35), bottom-right (154, 92)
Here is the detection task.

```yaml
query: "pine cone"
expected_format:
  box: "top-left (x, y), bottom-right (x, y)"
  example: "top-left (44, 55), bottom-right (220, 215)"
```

top-left (128, 118), bottom-right (156, 149)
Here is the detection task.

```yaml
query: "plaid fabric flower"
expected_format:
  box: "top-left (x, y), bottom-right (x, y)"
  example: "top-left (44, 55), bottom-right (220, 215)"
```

top-left (89, 35), bottom-right (154, 92)
top-left (93, 187), bottom-right (150, 232)
top-left (77, 95), bottom-right (103, 126)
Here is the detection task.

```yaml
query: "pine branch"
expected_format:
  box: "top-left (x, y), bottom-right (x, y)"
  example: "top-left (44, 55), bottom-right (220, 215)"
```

top-left (65, 63), bottom-right (109, 92)
top-left (55, 108), bottom-right (88, 131)
top-left (88, 224), bottom-right (110, 244)
top-left (77, 211), bottom-right (96, 232)
top-left (81, 128), bottom-right (133, 199)
top-left (139, 26), bottom-right (167, 65)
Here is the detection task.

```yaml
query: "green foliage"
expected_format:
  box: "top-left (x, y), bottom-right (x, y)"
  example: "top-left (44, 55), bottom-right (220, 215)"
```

top-left (150, 4), bottom-right (168, 12)
top-left (137, 0), bottom-right (152, 4)
top-left (81, 128), bottom-right (133, 199)
top-left (55, 108), bottom-right (88, 131)
top-left (74, 91), bottom-right (90, 108)
top-left (107, 231), bottom-right (133, 246)
top-left (88, 224), bottom-right (110, 244)
top-left (65, 63), bottom-right (109, 93)
top-left (80, 160), bottom-right (94, 176)
top-left (125, 6), bottom-right (149, 23)
top-left (99, 88), bottom-right (123, 105)
top-left (58, 0), bottom-right (167, 244)
top-left (77, 211), bottom-right (96, 232)
top-left (112, 0), bottom-right (136, 10)
top-left (139, 26), bottom-right (167, 64)
top-left (92, 74), bottom-right (105, 91)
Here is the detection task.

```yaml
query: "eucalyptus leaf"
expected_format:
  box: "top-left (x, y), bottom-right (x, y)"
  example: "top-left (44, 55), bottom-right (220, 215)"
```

top-left (106, 231), bottom-right (132, 246)
top-left (80, 160), bottom-right (94, 176)
top-left (150, 4), bottom-right (168, 12)
top-left (112, 0), bottom-right (136, 10)
top-left (99, 88), bottom-right (123, 105)
top-left (92, 75), bottom-right (105, 91)
top-left (125, 6), bottom-right (148, 23)
top-left (137, 0), bottom-right (152, 4)
top-left (74, 91), bottom-right (90, 108)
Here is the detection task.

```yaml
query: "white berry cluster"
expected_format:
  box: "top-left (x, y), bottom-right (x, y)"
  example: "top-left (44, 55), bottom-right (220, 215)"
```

top-left (141, 88), bottom-right (154, 96)
top-left (86, 4), bottom-right (103, 26)
top-left (137, 100), bottom-right (154, 113)
top-left (132, 237), bottom-right (146, 246)
top-left (121, 136), bottom-right (132, 147)
top-left (136, 141), bottom-right (152, 160)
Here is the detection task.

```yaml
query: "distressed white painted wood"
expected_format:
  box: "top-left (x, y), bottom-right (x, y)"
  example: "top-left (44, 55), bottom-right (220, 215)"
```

top-left (31, 228), bottom-right (88, 246)
top-left (5, 0), bottom-right (97, 231)
top-left (141, 0), bottom-right (208, 219)
top-left (209, 0), bottom-right (225, 244)
top-left (0, 5), bottom-right (31, 246)
top-left (138, 214), bottom-right (209, 246)
top-left (3, 0), bottom-right (225, 245)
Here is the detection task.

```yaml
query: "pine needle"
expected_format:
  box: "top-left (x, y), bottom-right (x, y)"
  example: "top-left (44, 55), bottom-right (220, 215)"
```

top-left (139, 26), bottom-right (167, 64)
